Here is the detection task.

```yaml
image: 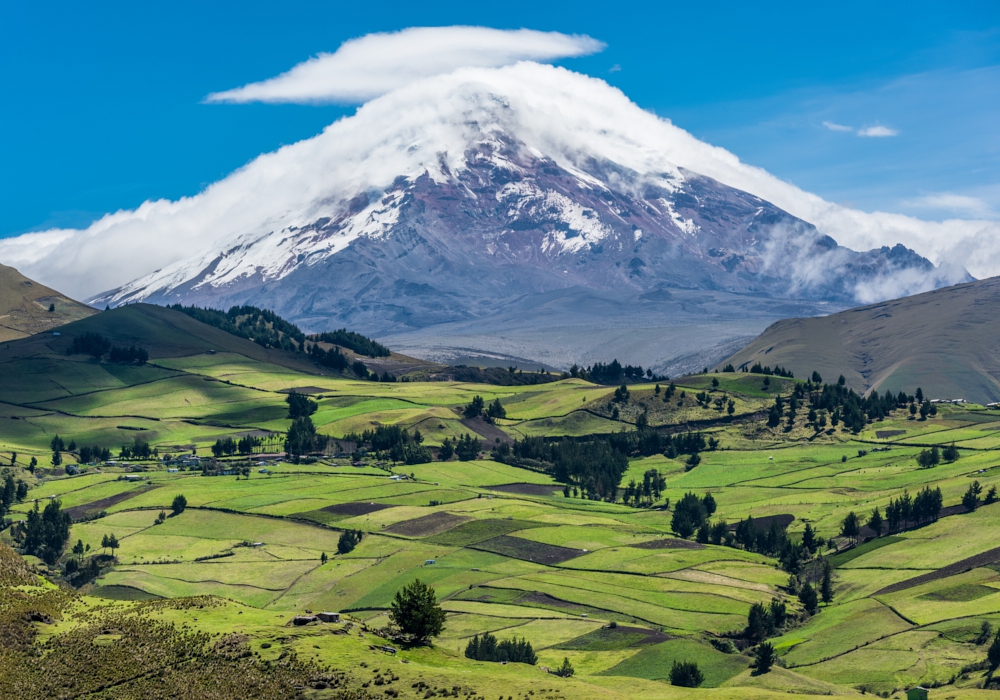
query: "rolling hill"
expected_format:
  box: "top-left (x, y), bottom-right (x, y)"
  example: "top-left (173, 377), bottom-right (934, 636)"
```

top-left (0, 262), bottom-right (97, 342)
top-left (720, 275), bottom-right (1000, 403)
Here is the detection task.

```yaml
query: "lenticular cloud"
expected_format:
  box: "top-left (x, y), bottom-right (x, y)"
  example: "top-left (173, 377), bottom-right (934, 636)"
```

top-left (1, 61), bottom-right (997, 301)
top-left (205, 27), bottom-right (605, 104)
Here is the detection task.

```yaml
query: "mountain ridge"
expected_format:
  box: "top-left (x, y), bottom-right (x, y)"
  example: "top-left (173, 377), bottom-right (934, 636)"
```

top-left (719, 275), bottom-right (1000, 403)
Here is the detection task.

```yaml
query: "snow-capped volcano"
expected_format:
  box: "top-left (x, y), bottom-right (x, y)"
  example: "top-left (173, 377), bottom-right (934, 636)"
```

top-left (4, 62), bottom-right (973, 370)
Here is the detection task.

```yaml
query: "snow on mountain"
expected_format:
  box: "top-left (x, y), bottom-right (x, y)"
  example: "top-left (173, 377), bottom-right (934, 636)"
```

top-left (0, 61), bottom-right (982, 371)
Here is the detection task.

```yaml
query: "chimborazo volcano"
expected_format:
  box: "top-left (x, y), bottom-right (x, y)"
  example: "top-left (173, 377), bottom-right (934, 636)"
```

top-left (83, 64), bottom-right (965, 373)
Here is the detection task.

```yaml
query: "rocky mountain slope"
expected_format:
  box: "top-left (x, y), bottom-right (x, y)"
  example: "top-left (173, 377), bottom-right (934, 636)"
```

top-left (80, 65), bottom-right (965, 373)
top-left (720, 276), bottom-right (1000, 404)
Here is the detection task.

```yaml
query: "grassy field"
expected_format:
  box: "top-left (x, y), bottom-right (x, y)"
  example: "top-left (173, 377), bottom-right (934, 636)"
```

top-left (6, 312), bottom-right (1000, 697)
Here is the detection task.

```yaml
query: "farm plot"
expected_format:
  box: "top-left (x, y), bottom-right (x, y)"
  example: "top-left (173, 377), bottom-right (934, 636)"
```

top-left (600, 638), bottom-right (750, 687)
top-left (383, 511), bottom-right (472, 537)
top-left (471, 535), bottom-right (585, 565)
top-left (426, 518), bottom-right (549, 546)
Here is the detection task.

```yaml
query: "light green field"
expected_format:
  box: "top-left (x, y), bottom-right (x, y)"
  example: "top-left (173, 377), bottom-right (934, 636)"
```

top-left (10, 314), bottom-right (1000, 697)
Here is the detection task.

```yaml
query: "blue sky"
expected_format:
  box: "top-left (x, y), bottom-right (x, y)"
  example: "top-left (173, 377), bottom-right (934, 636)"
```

top-left (1, 0), bottom-right (997, 237)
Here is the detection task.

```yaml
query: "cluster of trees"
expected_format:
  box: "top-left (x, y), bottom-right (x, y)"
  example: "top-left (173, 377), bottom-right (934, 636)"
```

top-left (0, 474), bottom-right (28, 518)
top-left (492, 437), bottom-right (628, 501)
top-left (438, 434), bottom-right (480, 462)
top-left (621, 469), bottom-right (667, 507)
top-left (745, 363), bottom-right (794, 378)
top-left (462, 395), bottom-right (506, 420)
top-left (108, 345), bottom-right (149, 364)
top-left (170, 304), bottom-right (306, 352)
top-left (119, 438), bottom-right (153, 460)
top-left (569, 359), bottom-right (657, 385)
top-left (309, 343), bottom-right (349, 371)
top-left (671, 492), bottom-right (716, 538)
top-left (68, 332), bottom-right (111, 358)
top-left (337, 529), bottom-right (363, 554)
top-left (492, 430), bottom-right (713, 502)
top-left (745, 599), bottom-right (789, 643)
top-left (77, 445), bottom-right (112, 463)
top-left (19, 499), bottom-right (71, 564)
top-left (464, 632), bottom-right (537, 665)
top-left (343, 425), bottom-right (436, 464)
top-left (841, 486), bottom-right (944, 543)
top-left (211, 435), bottom-right (262, 457)
top-left (307, 329), bottom-right (390, 358)
top-left (764, 376), bottom-right (929, 434)
top-left (917, 443), bottom-right (958, 467)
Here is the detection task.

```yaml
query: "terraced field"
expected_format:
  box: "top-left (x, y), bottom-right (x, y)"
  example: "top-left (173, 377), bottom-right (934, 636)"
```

top-left (6, 310), bottom-right (1000, 697)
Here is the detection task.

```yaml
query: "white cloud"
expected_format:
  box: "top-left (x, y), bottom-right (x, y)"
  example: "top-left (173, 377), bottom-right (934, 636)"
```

top-left (205, 27), bottom-right (604, 104)
top-left (822, 120), bottom-right (854, 132)
top-left (1, 61), bottom-right (996, 302)
top-left (608, 64), bottom-right (622, 73)
top-left (903, 192), bottom-right (996, 218)
top-left (857, 124), bottom-right (899, 137)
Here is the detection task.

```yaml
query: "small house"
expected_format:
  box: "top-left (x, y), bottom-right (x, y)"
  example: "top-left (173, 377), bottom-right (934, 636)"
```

top-left (258, 468), bottom-right (269, 474)
top-left (906, 688), bottom-right (928, 700)
top-left (317, 611), bottom-right (340, 623)
top-left (389, 474), bottom-right (405, 480)
top-left (425, 559), bottom-right (436, 565)
top-left (166, 468), bottom-right (178, 473)
top-left (251, 542), bottom-right (265, 547)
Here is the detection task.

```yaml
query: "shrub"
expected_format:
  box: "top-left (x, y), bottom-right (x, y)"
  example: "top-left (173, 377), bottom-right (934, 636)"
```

top-left (171, 494), bottom-right (187, 516)
top-left (669, 661), bottom-right (703, 687)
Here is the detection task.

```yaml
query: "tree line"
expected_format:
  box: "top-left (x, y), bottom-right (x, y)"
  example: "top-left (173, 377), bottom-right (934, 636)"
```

top-left (67, 332), bottom-right (148, 364)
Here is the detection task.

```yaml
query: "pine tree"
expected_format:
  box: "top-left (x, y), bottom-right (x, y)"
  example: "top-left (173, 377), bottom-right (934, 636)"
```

top-left (799, 582), bottom-right (819, 614)
top-left (389, 579), bottom-right (446, 643)
top-left (868, 506), bottom-right (884, 537)
top-left (752, 642), bottom-right (776, 674)
top-left (820, 559), bottom-right (834, 604)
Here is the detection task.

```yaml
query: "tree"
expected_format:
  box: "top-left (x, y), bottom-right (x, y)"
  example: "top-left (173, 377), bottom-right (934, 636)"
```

top-left (101, 534), bottom-right (110, 555)
top-left (337, 529), bottom-right (362, 554)
top-left (840, 511), bottom-right (860, 545)
top-left (711, 377), bottom-right (719, 388)
top-left (72, 539), bottom-right (84, 557)
top-left (861, 504), bottom-right (883, 539)
top-left (702, 493), bottom-right (717, 516)
top-left (669, 661), bottom-right (704, 687)
top-left (986, 486), bottom-right (998, 505)
top-left (988, 629), bottom-right (1000, 677)
top-left (437, 438), bottom-right (454, 461)
top-left (285, 392), bottom-right (317, 419)
top-left (51, 451), bottom-right (62, 467)
top-left (555, 657), bottom-right (575, 678)
top-left (171, 494), bottom-right (187, 516)
top-left (745, 602), bottom-right (773, 643)
top-left (389, 579), bottom-right (446, 644)
top-left (107, 533), bottom-right (119, 557)
top-left (963, 480), bottom-right (983, 512)
top-left (320, 552), bottom-right (327, 564)
top-left (767, 406), bottom-right (781, 428)
top-left (942, 442), bottom-right (960, 462)
top-left (917, 446), bottom-right (940, 468)
top-left (799, 582), bottom-right (819, 614)
top-left (23, 499), bottom-right (71, 564)
top-left (486, 398), bottom-right (506, 420)
top-left (463, 395), bottom-right (485, 418)
top-left (801, 523), bottom-right (816, 552)
top-left (752, 642), bottom-right (776, 675)
top-left (812, 371), bottom-right (823, 383)
top-left (285, 416), bottom-right (318, 458)
top-left (455, 434), bottom-right (480, 461)
top-left (820, 559), bottom-right (834, 604)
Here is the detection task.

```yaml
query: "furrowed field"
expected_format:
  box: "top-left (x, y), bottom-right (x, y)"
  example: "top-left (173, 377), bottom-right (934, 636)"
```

top-left (4, 313), bottom-right (1000, 698)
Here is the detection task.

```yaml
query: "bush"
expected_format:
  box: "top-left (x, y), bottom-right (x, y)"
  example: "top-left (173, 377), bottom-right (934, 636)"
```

top-left (171, 494), bottom-right (187, 516)
top-left (337, 529), bottom-right (362, 555)
top-left (669, 660), bottom-right (704, 687)
top-left (464, 632), bottom-right (536, 664)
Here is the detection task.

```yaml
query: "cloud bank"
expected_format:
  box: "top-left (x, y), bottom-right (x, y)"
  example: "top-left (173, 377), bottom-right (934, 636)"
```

top-left (1, 59), bottom-right (997, 302)
top-left (205, 27), bottom-right (604, 104)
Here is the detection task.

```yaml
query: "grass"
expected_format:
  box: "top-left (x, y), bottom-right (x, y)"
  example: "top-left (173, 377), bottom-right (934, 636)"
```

top-left (11, 315), bottom-right (1000, 697)
top-left (600, 638), bottom-right (750, 687)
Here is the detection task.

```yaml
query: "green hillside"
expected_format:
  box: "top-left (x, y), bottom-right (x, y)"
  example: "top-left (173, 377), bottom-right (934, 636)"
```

top-left (720, 276), bottom-right (1000, 403)
top-left (4, 311), bottom-right (1000, 698)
